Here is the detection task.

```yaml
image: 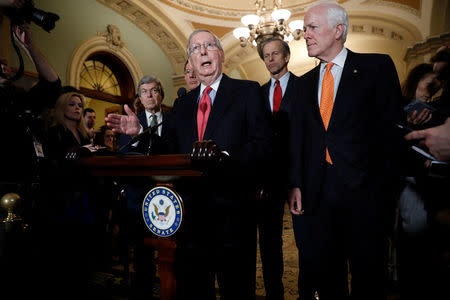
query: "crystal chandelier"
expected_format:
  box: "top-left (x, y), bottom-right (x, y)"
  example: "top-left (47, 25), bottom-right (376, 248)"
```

top-left (233, 0), bottom-right (303, 49)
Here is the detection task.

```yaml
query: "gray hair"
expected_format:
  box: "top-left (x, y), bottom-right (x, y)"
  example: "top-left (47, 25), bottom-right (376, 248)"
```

top-left (137, 75), bottom-right (165, 99)
top-left (312, 1), bottom-right (349, 42)
top-left (186, 29), bottom-right (223, 57)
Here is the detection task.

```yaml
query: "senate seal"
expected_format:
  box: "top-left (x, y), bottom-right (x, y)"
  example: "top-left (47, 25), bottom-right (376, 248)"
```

top-left (142, 186), bottom-right (183, 237)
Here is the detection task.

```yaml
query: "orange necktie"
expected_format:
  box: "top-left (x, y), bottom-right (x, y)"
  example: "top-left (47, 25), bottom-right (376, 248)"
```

top-left (197, 86), bottom-right (212, 141)
top-left (320, 63), bottom-right (334, 164)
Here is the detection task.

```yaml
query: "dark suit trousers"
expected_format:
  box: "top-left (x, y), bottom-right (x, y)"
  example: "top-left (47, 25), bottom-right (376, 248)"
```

top-left (175, 192), bottom-right (257, 300)
top-left (293, 164), bottom-right (388, 300)
top-left (257, 184), bottom-right (286, 300)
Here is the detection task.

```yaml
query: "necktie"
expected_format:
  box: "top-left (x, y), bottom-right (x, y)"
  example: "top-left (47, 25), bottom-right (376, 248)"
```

top-left (273, 79), bottom-right (282, 114)
top-left (149, 114), bottom-right (158, 132)
top-left (197, 86), bottom-right (212, 141)
top-left (320, 63), bottom-right (334, 164)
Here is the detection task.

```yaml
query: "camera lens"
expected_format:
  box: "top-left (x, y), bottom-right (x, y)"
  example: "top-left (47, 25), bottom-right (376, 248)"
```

top-left (31, 9), bottom-right (59, 32)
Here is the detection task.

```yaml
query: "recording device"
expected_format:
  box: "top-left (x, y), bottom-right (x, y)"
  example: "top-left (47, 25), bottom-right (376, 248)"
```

top-left (0, 1), bottom-right (59, 81)
top-left (119, 118), bottom-right (167, 153)
top-left (404, 100), bottom-right (436, 116)
top-left (1, 0), bottom-right (59, 32)
top-left (177, 87), bottom-right (187, 98)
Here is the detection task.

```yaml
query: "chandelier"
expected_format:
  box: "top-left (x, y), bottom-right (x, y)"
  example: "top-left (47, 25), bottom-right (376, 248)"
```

top-left (233, 0), bottom-right (303, 49)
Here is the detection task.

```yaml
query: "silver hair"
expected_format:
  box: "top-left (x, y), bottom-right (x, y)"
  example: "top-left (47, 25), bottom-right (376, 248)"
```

top-left (186, 29), bottom-right (223, 57)
top-left (311, 1), bottom-right (349, 42)
top-left (137, 75), bottom-right (165, 99)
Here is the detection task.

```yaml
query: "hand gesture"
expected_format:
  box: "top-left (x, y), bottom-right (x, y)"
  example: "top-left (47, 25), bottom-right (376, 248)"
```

top-left (105, 104), bottom-right (140, 136)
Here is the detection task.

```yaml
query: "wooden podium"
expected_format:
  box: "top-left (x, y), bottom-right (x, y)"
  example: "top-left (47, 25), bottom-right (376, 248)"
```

top-left (77, 154), bottom-right (201, 300)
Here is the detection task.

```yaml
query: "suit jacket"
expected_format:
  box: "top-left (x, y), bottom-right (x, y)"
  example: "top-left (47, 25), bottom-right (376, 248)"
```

top-left (119, 110), bottom-right (171, 155)
top-left (288, 50), bottom-right (404, 214)
top-left (168, 73), bottom-right (272, 241)
top-left (261, 71), bottom-right (299, 184)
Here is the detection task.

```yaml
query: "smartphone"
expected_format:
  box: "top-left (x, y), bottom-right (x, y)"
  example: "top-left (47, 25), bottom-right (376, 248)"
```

top-left (403, 100), bottom-right (436, 115)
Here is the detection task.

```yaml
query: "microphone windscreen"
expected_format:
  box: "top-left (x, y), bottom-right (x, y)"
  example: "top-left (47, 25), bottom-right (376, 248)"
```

top-left (177, 87), bottom-right (187, 98)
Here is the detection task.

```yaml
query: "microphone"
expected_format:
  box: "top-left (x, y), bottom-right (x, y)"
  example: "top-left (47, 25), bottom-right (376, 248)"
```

top-left (177, 87), bottom-right (187, 98)
top-left (119, 118), bottom-right (166, 153)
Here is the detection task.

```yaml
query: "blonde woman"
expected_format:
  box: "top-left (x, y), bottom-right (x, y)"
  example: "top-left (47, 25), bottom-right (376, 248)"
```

top-left (46, 92), bottom-right (91, 158)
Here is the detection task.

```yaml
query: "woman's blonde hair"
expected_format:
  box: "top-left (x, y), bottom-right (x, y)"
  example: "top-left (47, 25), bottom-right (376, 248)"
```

top-left (53, 92), bottom-right (89, 139)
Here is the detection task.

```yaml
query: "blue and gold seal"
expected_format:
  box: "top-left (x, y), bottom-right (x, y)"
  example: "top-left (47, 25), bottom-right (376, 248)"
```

top-left (142, 186), bottom-right (183, 237)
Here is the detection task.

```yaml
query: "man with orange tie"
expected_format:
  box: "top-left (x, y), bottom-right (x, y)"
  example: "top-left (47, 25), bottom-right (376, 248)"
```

top-left (258, 37), bottom-right (299, 300)
top-left (288, 2), bottom-right (404, 300)
top-left (106, 29), bottom-right (272, 299)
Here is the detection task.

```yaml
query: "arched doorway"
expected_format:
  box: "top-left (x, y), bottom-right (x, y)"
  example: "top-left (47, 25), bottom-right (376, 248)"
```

top-left (79, 52), bottom-right (135, 130)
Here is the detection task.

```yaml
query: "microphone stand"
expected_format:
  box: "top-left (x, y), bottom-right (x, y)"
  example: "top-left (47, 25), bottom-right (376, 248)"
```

top-left (118, 119), bottom-right (165, 153)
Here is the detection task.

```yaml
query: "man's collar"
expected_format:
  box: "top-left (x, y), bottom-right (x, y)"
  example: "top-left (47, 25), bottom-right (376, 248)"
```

top-left (320, 47), bottom-right (348, 70)
top-left (145, 110), bottom-right (162, 119)
top-left (200, 73), bottom-right (222, 94)
top-left (271, 71), bottom-right (290, 85)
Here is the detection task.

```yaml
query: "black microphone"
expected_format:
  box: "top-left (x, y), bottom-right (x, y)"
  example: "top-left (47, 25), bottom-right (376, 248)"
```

top-left (177, 87), bottom-right (187, 98)
top-left (119, 119), bottom-right (166, 153)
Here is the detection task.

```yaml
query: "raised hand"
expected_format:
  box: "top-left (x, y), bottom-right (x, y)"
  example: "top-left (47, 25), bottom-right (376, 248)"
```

top-left (105, 104), bottom-right (141, 136)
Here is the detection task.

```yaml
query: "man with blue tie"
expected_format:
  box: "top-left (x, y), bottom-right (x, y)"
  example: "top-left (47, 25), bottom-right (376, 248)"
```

top-left (288, 2), bottom-right (404, 299)
top-left (258, 37), bottom-right (299, 300)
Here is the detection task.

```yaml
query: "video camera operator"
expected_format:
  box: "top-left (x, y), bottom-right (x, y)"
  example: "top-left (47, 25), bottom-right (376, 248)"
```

top-left (0, 23), bottom-right (61, 181)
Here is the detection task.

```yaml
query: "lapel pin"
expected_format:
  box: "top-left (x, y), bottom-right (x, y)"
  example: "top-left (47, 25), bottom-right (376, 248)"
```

top-left (353, 69), bottom-right (358, 74)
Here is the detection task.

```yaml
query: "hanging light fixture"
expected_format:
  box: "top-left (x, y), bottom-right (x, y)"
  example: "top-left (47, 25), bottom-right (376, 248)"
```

top-left (233, 0), bottom-right (303, 49)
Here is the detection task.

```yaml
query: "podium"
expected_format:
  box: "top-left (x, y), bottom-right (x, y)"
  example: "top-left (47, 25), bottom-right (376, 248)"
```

top-left (77, 154), bottom-right (201, 300)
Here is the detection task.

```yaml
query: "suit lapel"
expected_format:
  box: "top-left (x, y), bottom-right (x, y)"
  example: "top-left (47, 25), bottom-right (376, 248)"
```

top-left (203, 74), bottom-right (235, 140)
top-left (138, 112), bottom-right (148, 129)
top-left (262, 80), bottom-right (271, 112)
top-left (279, 72), bottom-right (295, 112)
top-left (309, 65), bottom-right (323, 127)
top-left (328, 50), bottom-right (357, 129)
top-left (188, 86), bottom-right (201, 140)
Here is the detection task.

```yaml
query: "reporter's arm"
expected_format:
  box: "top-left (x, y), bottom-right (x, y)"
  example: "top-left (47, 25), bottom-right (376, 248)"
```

top-left (13, 24), bottom-right (58, 82)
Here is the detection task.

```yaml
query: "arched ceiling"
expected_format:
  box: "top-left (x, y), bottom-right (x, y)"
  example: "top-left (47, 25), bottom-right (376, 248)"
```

top-left (97, 0), bottom-right (436, 82)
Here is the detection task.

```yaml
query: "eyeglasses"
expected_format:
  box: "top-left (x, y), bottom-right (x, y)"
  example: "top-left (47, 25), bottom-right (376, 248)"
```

top-left (190, 42), bottom-right (218, 54)
top-left (141, 87), bottom-right (160, 95)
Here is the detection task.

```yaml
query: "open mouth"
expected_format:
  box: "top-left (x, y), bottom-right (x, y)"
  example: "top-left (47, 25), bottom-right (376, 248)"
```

top-left (201, 61), bottom-right (211, 67)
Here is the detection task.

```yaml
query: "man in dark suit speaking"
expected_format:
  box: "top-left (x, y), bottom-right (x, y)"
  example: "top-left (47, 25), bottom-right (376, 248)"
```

top-left (106, 29), bottom-right (272, 299)
top-left (288, 2), bottom-right (404, 299)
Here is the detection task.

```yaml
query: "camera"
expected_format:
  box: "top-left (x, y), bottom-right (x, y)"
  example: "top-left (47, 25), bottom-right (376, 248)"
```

top-left (2, 0), bottom-right (59, 32)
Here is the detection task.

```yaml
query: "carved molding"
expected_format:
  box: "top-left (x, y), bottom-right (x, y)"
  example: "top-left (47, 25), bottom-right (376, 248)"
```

top-left (361, 0), bottom-right (420, 17)
top-left (67, 34), bottom-right (143, 89)
top-left (403, 32), bottom-right (450, 63)
top-left (98, 24), bottom-right (125, 50)
top-left (97, 0), bottom-right (187, 74)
